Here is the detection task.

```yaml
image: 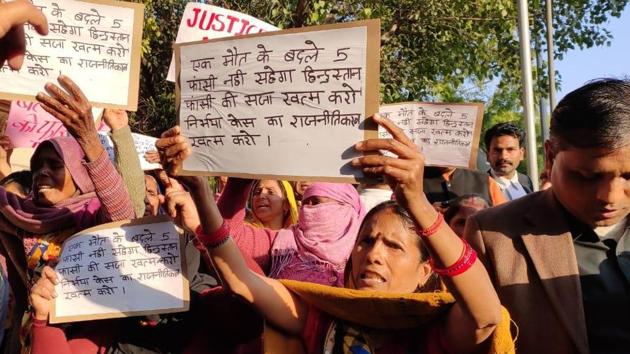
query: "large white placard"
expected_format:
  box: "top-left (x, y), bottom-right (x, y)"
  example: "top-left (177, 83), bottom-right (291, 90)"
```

top-left (379, 102), bottom-right (484, 169)
top-left (0, 0), bottom-right (144, 110)
top-left (166, 2), bottom-right (278, 82)
top-left (175, 20), bottom-right (380, 181)
top-left (50, 217), bottom-right (188, 323)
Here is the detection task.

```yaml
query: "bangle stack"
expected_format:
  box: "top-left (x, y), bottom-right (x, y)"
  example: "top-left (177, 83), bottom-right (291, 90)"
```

top-left (195, 221), bottom-right (230, 249)
top-left (430, 240), bottom-right (477, 277)
top-left (418, 212), bottom-right (444, 238)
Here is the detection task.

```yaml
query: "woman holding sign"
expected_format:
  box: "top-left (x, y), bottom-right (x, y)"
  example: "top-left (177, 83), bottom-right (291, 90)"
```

top-left (0, 75), bottom-right (135, 352)
top-left (147, 114), bottom-right (512, 354)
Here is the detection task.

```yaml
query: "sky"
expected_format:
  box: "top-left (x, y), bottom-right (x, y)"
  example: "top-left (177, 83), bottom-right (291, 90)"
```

top-left (555, 9), bottom-right (630, 100)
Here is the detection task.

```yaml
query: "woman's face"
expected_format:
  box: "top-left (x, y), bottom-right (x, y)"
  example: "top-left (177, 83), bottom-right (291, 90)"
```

top-left (302, 195), bottom-right (336, 206)
top-left (144, 175), bottom-right (163, 217)
top-left (252, 180), bottom-right (288, 224)
top-left (448, 205), bottom-right (483, 237)
top-left (294, 181), bottom-right (312, 198)
top-left (350, 208), bottom-right (431, 293)
top-left (447, 198), bottom-right (487, 237)
top-left (31, 145), bottom-right (77, 206)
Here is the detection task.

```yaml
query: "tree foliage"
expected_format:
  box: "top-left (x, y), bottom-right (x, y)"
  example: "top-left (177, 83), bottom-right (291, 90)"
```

top-left (132, 0), bottom-right (628, 140)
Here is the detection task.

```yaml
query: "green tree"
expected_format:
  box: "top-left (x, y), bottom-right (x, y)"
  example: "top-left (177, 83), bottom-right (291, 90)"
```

top-left (131, 0), bottom-right (628, 142)
top-left (129, 0), bottom-right (185, 136)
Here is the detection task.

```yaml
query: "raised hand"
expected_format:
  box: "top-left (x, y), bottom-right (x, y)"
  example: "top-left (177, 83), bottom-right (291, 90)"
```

top-left (35, 75), bottom-right (104, 161)
top-left (102, 108), bottom-right (129, 131)
top-left (29, 266), bottom-right (58, 321)
top-left (158, 170), bottom-right (201, 233)
top-left (155, 126), bottom-right (191, 176)
top-left (352, 113), bottom-right (426, 211)
top-left (0, 0), bottom-right (48, 70)
top-left (144, 150), bottom-right (160, 164)
top-left (0, 136), bottom-right (14, 177)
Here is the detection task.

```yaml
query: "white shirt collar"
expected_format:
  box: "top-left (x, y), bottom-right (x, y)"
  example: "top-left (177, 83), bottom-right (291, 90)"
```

top-left (490, 169), bottom-right (520, 189)
top-left (594, 217), bottom-right (629, 242)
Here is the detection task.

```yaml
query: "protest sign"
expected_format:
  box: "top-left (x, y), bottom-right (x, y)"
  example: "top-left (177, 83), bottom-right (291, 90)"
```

top-left (379, 102), bottom-right (484, 169)
top-left (99, 132), bottom-right (161, 170)
top-left (5, 100), bottom-right (105, 148)
top-left (166, 2), bottom-right (278, 82)
top-left (175, 20), bottom-right (380, 182)
top-left (0, 0), bottom-right (144, 110)
top-left (50, 216), bottom-right (189, 324)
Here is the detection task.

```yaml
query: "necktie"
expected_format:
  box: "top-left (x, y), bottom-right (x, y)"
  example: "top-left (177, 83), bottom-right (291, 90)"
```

top-left (506, 182), bottom-right (526, 200)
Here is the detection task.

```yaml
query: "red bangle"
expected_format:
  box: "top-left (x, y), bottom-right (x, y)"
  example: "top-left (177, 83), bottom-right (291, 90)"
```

top-left (195, 221), bottom-right (230, 248)
top-left (30, 312), bottom-right (48, 327)
top-left (430, 240), bottom-right (477, 277)
top-left (419, 213), bottom-right (444, 237)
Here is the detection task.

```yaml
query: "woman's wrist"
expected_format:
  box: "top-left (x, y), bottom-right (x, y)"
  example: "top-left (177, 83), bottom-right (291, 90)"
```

top-left (407, 194), bottom-right (440, 228)
top-left (32, 310), bottom-right (49, 322)
top-left (77, 134), bottom-right (105, 162)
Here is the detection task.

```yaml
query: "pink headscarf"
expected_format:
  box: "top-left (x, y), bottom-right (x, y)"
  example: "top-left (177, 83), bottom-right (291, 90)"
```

top-left (0, 137), bottom-right (101, 231)
top-left (269, 183), bottom-right (365, 284)
top-left (0, 137), bottom-right (101, 253)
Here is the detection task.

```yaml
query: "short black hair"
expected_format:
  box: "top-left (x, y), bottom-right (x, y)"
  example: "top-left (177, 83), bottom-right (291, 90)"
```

top-left (0, 170), bottom-right (33, 195)
top-left (484, 122), bottom-right (525, 151)
top-left (551, 78), bottom-right (630, 150)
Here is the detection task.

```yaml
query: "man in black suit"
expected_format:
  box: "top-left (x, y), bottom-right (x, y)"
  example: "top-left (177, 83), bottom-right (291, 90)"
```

top-left (484, 122), bottom-right (534, 200)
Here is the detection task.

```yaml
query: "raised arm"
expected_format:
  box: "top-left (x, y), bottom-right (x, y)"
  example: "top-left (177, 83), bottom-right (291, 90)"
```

top-left (353, 114), bottom-right (502, 354)
top-left (0, 136), bottom-right (13, 179)
top-left (157, 127), bottom-right (307, 335)
top-left (103, 108), bottom-right (146, 217)
top-left (36, 75), bottom-right (134, 222)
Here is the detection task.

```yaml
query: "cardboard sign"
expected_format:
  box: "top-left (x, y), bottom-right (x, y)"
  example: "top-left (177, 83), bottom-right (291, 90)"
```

top-left (166, 2), bottom-right (278, 82)
top-left (99, 132), bottom-right (161, 170)
top-left (175, 20), bottom-right (380, 182)
top-left (6, 100), bottom-right (105, 148)
top-left (379, 102), bottom-right (484, 169)
top-left (0, 0), bottom-right (144, 110)
top-left (50, 216), bottom-right (189, 323)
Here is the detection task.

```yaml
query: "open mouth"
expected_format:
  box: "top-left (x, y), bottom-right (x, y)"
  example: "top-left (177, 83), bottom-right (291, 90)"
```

top-left (36, 184), bottom-right (54, 192)
top-left (358, 271), bottom-right (386, 286)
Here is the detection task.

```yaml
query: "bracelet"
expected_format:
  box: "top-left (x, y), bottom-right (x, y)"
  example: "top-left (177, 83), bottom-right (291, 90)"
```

top-left (419, 212), bottom-right (444, 237)
top-left (430, 240), bottom-right (477, 277)
top-left (195, 221), bottom-right (230, 248)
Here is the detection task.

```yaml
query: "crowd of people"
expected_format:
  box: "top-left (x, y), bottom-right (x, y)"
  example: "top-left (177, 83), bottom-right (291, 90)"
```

top-left (1, 1), bottom-right (629, 354)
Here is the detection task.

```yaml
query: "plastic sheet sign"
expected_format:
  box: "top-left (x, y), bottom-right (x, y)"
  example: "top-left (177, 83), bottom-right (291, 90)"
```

top-left (379, 102), bottom-right (484, 169)
top-left (174, 20), bottom-right (380, 182)
top-left (50, 216), bottom-right (189, 324)
top-left (5, 100), bottom-right (105, 148)
top-left (0, 0), bottom-right (144, 110)
top-left (166, 2), bottom-right (278, 81)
